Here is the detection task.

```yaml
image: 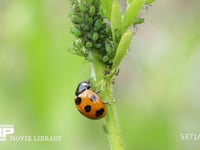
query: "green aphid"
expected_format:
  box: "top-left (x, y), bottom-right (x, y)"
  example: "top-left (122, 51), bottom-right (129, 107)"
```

top-left (79, 4), bottom-right (86, 12)
top-left (105, 42), bottom-right (113, 54)
top-left (83, 25), bottom-right (90, 31)
top-left (95, 43), bottom-right (102, 49)
top-left (71, 27), bottom-right (82, 37)
top-left (73, 39), bottom-right (83, 48)
top-left (94, 19), bottom-right (103, 31)
top-left (105, 27), bottom-right (111, 34)
top-left (80, 47), bottom-right (88, 55)
top-left (133, 18), bottom-right (144, 26)
top-left (72, 15), bottom-right (82, 24)
top-left (86, 42), bottom-right (93, 48)
top-left (103, 55), bottom-right (109, 63)
top-left (88, 18), bottom-right (94, 25)
top-left (84, 14), bottom-right (89, 21)
top-left (89, 6), bottom-right (96, 16)
top-left (87, 33), bottom-right (93, 39)
top-left (93, 33), bottom-right (99, 41)
top-left (145, 0), bottom-right (154, 5)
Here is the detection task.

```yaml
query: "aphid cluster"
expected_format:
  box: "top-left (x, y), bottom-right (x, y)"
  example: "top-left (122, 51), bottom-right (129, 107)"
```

top-left (69, 0), bottom-right (115, 66)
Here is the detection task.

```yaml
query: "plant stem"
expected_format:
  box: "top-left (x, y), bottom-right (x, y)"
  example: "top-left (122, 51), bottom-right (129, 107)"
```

top-left (104, 83), bottom-right (125, 150)
top-left (92, 62), bottom-right (125, 150)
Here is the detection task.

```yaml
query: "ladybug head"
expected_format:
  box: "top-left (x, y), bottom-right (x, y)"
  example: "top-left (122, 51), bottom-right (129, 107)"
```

top-left (75, 81), bottom-right (91, 96)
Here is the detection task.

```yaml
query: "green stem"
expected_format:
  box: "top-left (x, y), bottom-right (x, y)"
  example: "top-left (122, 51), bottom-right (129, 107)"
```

top-left (104, 83), bottom-right (125, 150)
top-left (92, 62), bottom-right (125, 150)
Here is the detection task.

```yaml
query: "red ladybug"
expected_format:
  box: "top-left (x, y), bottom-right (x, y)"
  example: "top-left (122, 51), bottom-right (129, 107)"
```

top-left (75, 81), bottom-right (106, 119)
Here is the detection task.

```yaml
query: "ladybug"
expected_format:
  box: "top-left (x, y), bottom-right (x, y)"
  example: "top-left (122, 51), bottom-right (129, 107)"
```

top-left (74, 81), bottom-right (106, 120)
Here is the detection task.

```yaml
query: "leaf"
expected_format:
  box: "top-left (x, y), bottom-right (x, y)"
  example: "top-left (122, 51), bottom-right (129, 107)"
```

top-left (123, 0), bottom-right (144, 30)
top-left (111, 1), bottom-right (123, 44)
top-left (101, 0), bottom-right (114, 20)
top-left (112, 30), bottom-right (132, 69)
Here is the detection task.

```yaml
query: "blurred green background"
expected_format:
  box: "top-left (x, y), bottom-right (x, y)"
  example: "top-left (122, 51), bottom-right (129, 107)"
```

top-left (1, 0), bottom-right (200, 150)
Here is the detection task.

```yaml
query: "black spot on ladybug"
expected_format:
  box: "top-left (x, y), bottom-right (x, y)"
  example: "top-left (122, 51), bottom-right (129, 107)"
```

top-left (75, 97), bottom-right (82, 105)
top-left (84, 105), bottom-right (91, 112)
top-left (96, 108), bottom-right (104, 117)
top-left (90, 94), bottom-right (96, 102)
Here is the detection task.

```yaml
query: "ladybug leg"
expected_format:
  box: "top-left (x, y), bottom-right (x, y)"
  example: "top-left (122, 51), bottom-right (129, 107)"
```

top-left (86, 79), bottom-right (92, 84)
top-left (103, 124), bottom-right (108, 134)
top-left (95, 90), bottom-right (101, 94)
top-left (103, 101), bottom-right (111, 105)
top-left (103, 97), bottom-right (116, 105)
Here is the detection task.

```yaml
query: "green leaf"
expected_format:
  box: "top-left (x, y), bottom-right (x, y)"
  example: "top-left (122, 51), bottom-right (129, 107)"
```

top-left (123, 0), bottom-right (144, 30)
top-left (112, 30), bottom-right (132, 69)
top-left (111, 1), bottom-right (122, 44)
top-left (101, 0), bottom-right (114, 20)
